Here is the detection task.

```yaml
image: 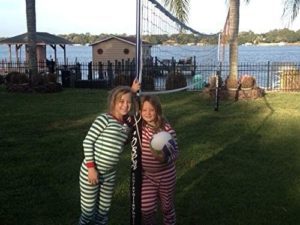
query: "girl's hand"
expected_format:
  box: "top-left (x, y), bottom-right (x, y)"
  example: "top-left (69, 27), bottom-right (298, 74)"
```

top-left (150, 145), bottom-right (165, 163)
top-left (131, 79), bottom-right (141, 93)
top-left (87, 167), bottom-right (99, 185)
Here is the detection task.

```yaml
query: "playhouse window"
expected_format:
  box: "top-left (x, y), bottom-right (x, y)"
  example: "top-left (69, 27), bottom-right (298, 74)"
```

top-left (123, 48), bottom-right (130, 54)
top-left (97, 48), bottom-right (103, 54)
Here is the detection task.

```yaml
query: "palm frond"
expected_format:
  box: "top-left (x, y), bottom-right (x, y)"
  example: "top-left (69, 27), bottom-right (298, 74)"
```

top-left (163, 0), bottom-right (190, 23)
top-left (283, 0), bottom-right (300, 22)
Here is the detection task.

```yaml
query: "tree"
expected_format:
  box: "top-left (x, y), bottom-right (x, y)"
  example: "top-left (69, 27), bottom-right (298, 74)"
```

top-left (25, 0), bottom-right (38, 83)
top-left (163, 0), bottom-right (190, 23)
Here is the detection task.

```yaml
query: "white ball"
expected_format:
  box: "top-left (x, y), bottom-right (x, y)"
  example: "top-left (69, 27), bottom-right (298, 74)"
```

top-left (150, 131), bottom-right (173, 151)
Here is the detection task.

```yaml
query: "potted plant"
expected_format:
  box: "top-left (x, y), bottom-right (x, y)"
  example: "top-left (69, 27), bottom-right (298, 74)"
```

top-left (225, 77), bottom-right (239, 91)
top-left (240, 75), bottom-right (256, 90)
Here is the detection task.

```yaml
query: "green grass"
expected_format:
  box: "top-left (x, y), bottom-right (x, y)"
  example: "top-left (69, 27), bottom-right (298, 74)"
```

top-left (0, 86), bottom-right (300, 225)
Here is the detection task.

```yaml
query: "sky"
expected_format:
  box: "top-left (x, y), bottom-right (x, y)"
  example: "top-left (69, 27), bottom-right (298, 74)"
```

top-left (1, 0), bottom-right (300, 37)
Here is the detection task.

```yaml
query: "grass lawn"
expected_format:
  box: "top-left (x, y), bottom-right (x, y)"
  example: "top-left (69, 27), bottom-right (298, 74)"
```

top-left (0, 86), bottom-right (300, 225)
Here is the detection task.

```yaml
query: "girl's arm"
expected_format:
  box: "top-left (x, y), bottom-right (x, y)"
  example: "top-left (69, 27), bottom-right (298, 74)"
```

top-left (131, 78), bottom-right (141, 93)
top-left (83, 114), bottom-right (108, 166)
top-left (83, 114), bottom-right (108, 185)
top-left (150, 126), bottom-right (179, 164)
top-left (162, 126), bottom-right (179, 164)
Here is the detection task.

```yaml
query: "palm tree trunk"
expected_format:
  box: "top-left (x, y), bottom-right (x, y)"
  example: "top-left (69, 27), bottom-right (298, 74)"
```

top-left (229, 38), bottom-right (238, 81)
top-left (228, 0), bottom-right (240, 81)
top-left (26, 0), bottom-right (38, 84)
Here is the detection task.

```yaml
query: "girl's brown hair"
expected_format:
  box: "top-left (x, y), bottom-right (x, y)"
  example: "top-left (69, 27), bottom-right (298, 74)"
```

top-left (107, 86), bottom-right (132, 113)
top-left (140, 95), bottom-right (166, 132)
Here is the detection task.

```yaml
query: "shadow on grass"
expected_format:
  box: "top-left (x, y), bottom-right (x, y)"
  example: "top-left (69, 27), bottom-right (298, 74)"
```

top-left (174, 94), bottom-right (300, 225)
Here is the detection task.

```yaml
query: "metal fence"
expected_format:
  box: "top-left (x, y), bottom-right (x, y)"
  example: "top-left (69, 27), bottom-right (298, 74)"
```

top-left (1, 60), bottom-right (300, 91)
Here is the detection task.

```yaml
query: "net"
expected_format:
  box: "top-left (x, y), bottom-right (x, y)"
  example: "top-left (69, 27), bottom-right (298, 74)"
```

top-left (138, 0), bottom-right (220, 93)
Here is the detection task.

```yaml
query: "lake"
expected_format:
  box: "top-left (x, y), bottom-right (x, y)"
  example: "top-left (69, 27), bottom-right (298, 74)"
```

top-left (1, 44), bottom-right (300, 64)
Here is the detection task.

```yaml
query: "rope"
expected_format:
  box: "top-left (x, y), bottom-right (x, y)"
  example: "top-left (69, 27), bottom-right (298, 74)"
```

top-left (141, 79), bottom-right (203, 95)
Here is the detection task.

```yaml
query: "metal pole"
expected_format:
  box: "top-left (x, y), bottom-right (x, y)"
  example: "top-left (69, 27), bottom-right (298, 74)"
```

top-left (136, 0), bottom-right (142, 84)
top-left (217, 32), bottom-right (221, 62)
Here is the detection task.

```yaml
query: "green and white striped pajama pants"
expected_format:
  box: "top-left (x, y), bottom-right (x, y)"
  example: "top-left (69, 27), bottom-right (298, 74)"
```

top-left (79, 164), bottom-right (116, 225)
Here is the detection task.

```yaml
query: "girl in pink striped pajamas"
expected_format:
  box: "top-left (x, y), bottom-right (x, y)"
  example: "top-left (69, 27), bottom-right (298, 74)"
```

top-left (140, 95), bottom-right (179, 225)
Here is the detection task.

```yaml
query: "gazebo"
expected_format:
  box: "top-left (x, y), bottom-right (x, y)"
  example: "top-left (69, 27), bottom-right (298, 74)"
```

top-left (0, 32), bottom-right (73, 64)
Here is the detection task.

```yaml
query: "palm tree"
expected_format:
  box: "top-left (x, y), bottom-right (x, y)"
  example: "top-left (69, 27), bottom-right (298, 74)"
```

top-left (163, 0), bottom-right (190, 23)
top-left (226, 0), bottom-right (250, 82)
top-left (25, 0), bottom-right (38, 83)
top-left (283, 0), bottom-right (300, 22)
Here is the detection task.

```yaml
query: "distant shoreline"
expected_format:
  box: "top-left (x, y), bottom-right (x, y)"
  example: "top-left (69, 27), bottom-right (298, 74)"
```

top-left (69, 42), bottom-right (300, 47)
top-left (242, 42), bottom-right (300, 46)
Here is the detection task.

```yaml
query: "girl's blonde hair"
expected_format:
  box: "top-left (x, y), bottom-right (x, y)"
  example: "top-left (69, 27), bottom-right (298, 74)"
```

top-left (140, 95), bottom-right (166, 132)
top-left (107, 86), bottom-right (132, 113)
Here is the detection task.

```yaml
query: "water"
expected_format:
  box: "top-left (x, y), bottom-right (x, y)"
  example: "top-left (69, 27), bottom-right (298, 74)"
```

top-left (1, 44), bottom-right (299, 90)
top-left (238, 45), bottom-right (300, 62)
top-left (1, 44), bottom-right (300, 63)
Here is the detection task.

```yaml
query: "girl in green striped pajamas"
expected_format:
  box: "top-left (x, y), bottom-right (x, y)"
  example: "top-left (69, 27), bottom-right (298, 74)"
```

top-left (78, 82), bottom-right (140, 225)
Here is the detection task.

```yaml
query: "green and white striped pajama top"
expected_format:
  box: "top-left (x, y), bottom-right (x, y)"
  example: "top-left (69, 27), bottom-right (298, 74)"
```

top-left (79, 113), bottom-right (131, 225)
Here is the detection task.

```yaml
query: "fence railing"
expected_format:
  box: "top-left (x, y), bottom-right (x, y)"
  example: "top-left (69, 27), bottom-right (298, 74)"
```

top-left (1, 60), bottom-right (300, 91)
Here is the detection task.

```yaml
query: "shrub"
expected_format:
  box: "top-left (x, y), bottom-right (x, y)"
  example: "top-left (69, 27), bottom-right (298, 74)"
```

top-left (165, 71), bottom-right (187, 90)
top-left (46, 73), bottom-right (58, 83)
top-left (0, 75), bottom-right (5, 85)
top-left (6, 72), bottom-right (29, 84)
top-left (5, 71), bottom-right (62, 93)
top-left (6, 83), bottom-right (32, 93)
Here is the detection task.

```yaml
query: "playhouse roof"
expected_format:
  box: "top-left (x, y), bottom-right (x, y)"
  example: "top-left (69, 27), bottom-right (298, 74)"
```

top-left (90, 35), bottom-right (151, 47)
top-left (0, 32), bottom-right (73, 45)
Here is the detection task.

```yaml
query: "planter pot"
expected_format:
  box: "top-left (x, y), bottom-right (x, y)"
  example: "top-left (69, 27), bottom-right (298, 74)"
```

top-left (227, 87), bottom-right (238, 91)
top-left (241, 87), bottom-right (253, 91)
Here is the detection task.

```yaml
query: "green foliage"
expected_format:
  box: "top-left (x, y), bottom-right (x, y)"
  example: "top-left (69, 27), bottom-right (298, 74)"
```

top-left (6, 71), bottom-right (29, 84)
top-left (238, 29), bottom-right (300, 44)
top-left (56, 28), bottom-right (300, 45)
top-left (1, 87), bottom-right (300, 225)
top-left (238, 31), bottom-right (257, 44)
top-left (5, 72), bottom-right (62, 93)
top-left (5, 72), bottom-right (31, 92)
top-left (3, 28), bottom-right (300, 46)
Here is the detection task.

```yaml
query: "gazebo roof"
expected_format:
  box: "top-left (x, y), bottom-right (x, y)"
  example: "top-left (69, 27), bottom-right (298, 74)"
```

top-left (0, 32), bottom-right (73, 45)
